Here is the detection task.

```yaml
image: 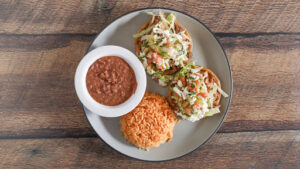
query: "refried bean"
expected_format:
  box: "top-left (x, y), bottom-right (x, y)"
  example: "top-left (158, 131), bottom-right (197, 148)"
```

top-left (86, 56), bottom-right (137, 106)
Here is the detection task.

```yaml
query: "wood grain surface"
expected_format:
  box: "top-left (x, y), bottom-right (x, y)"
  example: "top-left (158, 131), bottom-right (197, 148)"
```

top-left (0, 0), bottom-right (300, 34)
top-left (1, 0), bottom-right (300, 168)
top-left (0, 34), bottom-right (299, 139)
top-left (0, 131), bottom-right (299, 168)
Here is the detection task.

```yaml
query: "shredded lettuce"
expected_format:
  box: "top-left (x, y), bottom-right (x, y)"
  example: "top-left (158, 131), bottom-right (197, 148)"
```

top-left (214, 82), bottom-right (228, 97)
top-left (133, 25), bottom-right (155, 38)
top-left (159, 12), bottom-right (170, 28)
top-left (151, 73), bottom-right (173, 86)
top-left (166, 13), bottom-right (176, 31)
top-left (191, 67), bottom-right (202, 73)
top-left (159, 74), bottom-right (173, 82)
top-left (175, 61), bottom-right (195, 79)
top-left (169, 62), bottom-right (229, 122)
top-left (134, 12), bottom-right (192, 86)
top-left (204, 107), bottom-right (220, 117)
top-left (166, 13), bottom-right (175, 23)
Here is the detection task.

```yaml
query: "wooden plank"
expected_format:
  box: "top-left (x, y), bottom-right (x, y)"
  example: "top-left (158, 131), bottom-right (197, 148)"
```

top-left (219, 34), bottom-right (300, 132)
top-left (0, 34), bottom-right (299, 138)
top-left (0, 35), bottom-right (96, 138)
top-left (0, 131), bottom-right (298, 168)
top-left (0, 0), bottom-right (300, 34)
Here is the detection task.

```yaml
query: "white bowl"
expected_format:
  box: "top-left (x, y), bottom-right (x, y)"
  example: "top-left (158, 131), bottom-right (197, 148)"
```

top-left (74, 45), bottom-right (146, 117)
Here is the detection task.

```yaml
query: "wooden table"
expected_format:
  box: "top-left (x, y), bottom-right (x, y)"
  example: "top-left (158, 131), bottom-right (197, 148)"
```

top-left (1, 0), bottom-right (299, 168)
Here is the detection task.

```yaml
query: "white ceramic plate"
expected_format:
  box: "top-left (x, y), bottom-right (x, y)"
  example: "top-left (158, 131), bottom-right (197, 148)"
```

top-left (83, 8), bottom-right (232, 161)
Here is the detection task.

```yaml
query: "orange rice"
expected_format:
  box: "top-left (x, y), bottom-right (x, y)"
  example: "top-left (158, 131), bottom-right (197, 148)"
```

top-left (120, 91), bottom-right (177, 150)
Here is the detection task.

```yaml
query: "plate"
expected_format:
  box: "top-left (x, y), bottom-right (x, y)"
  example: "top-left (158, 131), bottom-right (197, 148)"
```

top-left (83, 8), bottom-right (232, 161)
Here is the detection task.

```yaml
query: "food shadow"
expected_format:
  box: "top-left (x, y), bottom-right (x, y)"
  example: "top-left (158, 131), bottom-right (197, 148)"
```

top-left (99, 116), bottom-right (133, 147)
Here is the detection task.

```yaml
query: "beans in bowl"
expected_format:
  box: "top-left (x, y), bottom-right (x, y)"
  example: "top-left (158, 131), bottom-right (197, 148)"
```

top-left (86, 56), bottom-right (137, 106)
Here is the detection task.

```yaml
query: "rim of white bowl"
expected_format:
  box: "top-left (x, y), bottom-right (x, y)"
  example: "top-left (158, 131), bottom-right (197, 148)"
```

top-left (74, 45), bottom-right (146, 117)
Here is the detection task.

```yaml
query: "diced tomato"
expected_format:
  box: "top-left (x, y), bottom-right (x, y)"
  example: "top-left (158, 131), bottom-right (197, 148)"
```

top-left (147, 58), bottom-right (152, 64)
top-left (136, 47), bottom-right (140, 53)
top-left (153, 53), bottom-right (162, 63)
top-left (185, 108), bottom-right (191, 115)
top-left (159, 64), bottom-right (164, 69)
top-left (193, 103), bottom-right (200, 108)
top-left (188, 45), bottom-right (192, 51)
top-left (164, 38), bottom-right (170, 45)
top-left (180, 76), bottom-right (186, 86)
top-left (201, 93), bottom-right (207, 98)
top-left (188, 84), bottom-right (193, 91)
top-left (155, 55), bottom-right (162, 63)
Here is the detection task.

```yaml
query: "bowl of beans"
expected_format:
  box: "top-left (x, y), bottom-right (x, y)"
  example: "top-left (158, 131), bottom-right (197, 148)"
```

top-left (74, 45), bottom-right (147, 117)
